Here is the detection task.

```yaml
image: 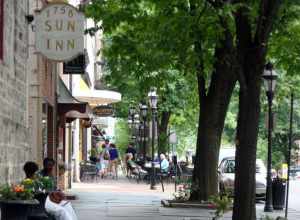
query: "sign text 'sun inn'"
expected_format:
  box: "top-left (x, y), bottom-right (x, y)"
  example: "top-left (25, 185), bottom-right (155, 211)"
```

top-left (35, 3), bottom-right (85, 61)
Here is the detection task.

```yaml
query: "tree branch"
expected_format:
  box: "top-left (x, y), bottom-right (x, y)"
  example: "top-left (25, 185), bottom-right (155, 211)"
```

top-left (254, 0), bottom-right (282, 46)
top-left (206, 0), bottom-right (223, 8)
top-left (197, 73), bottom-right (207, 105)
top-left (235, 5), bottom-right (253, 52)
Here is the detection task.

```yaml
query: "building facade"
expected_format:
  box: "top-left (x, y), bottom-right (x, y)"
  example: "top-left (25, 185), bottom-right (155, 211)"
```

top-left (0, 0), bottom-right (32, 183)
top-left (0, 0), bottom-right (121, 187)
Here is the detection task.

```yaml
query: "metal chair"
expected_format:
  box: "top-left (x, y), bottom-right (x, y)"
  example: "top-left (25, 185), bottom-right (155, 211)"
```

top-left (80, 161), bottom-right (98, 182)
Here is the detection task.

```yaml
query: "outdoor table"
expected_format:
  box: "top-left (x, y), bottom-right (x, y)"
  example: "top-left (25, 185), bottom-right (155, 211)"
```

top-left (144, 162), bottom-right (160, 169)
top-left (0, 199), bottom-right (39, 220)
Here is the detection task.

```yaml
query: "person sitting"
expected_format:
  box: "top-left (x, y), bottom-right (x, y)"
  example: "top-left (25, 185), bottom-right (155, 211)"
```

top-left (125, 143), bottom-right (137, 160)
top-left (126, 153), bottom-right (147, 176)
top-left (45, 191), bottom-right (77, 220)
top-left (39, 158), bottom-right (57, 191)
top-left (23, 161), bottom-right (52, 220)
top-left (23, 161), bottom-right (39, 179)
top-left (160, 154), bottom-right (169, 173)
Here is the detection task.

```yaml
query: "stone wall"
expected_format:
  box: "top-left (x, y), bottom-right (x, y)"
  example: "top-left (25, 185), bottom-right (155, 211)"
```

top-left (0, 0), bottom-right (32, 184)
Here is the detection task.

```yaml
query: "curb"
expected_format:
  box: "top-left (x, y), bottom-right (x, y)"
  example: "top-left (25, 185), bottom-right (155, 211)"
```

top-left (161, 200), bottom-right (216, 209)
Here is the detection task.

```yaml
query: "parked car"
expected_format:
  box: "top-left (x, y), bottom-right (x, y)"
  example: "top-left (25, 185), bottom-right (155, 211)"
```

top-left (218, 156), bottom-right (267, 199)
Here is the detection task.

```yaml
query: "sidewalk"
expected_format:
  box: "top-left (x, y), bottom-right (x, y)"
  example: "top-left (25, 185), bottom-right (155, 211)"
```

top-left (68, 178), bottom-right (300, 220)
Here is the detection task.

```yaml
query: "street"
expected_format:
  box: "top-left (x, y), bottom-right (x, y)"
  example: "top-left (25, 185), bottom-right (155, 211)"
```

top-left (69, 178), bottom-right (300, 220)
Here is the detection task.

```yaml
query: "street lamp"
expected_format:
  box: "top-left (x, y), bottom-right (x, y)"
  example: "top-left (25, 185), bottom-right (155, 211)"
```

top-left (134, 113), bottom-right (140, 153)
top-left (128, 106), bottom-right (136, 140)
top-left (148, 88), bottom-right (158, 190)
top-left (263, 62), bottom-right (278, 212)
top-left (140, 103), bottom-right (148, 160)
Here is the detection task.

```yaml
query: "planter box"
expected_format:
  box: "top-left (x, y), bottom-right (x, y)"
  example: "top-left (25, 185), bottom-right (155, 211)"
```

top-left (0, 200), bottom-right (39, 220)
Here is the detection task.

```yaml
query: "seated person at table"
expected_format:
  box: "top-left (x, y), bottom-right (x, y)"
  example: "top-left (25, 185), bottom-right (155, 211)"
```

top-left (23, 161), bottom-right (39, 179)
top-left (125, 143), bottom-right (137, 160)
top-left (126, 153), bottom-right (147, 175)
top-left (38, 158), bottom-right (57, 191)
top-left (160, 154), bottom-right (169, 173)
top-left (45, 191), bottom-right (77, 220)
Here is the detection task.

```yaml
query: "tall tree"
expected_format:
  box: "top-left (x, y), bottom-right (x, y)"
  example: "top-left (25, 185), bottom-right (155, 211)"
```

top-left (232, 1), bottom-right (282, 219)
top-left (85, 0), bottom-right (239, 201)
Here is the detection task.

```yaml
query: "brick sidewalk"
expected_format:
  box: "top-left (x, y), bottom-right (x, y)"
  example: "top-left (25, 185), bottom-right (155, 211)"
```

top-left (68, 178), bottom-right (300, 220)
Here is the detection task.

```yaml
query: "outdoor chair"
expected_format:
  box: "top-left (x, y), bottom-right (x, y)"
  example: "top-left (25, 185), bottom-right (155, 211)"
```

top-left (80, 161), bottom-right (98, 182)
top-left (157, 166), bottom-right (173, 192)
top-left (126, 161), bottom-right (148, 183)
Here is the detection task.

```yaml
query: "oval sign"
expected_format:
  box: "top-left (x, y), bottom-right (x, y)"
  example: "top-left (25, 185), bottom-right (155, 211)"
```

top-left (35, 3), bottom-right (85, 61)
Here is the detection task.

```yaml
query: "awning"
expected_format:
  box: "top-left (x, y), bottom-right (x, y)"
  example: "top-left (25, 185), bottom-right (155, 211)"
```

top-left (57, 77), bottom-right (92, 123)
top-left (65, 109), bottom-right (92, 123)
top-left (73, 79), bottom-right (122, 106)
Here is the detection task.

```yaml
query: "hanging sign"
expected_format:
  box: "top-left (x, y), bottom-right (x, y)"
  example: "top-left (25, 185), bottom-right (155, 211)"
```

top-left (63, 53), bottom-right (85, 74)
top-left (35, 3), bottom-right (85, 61)
top-left (93, 106), bottom-right (114, 117)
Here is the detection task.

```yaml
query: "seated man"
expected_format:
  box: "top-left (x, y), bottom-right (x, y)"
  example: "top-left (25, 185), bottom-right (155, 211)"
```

top-left (38, 158), bottom-right (57, 191)
top-left (45, 191), bottom-right (77, 220)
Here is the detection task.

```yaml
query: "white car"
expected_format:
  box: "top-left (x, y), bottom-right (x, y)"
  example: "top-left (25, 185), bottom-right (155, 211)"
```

top-left (218, 157), bottom-right (267, 199)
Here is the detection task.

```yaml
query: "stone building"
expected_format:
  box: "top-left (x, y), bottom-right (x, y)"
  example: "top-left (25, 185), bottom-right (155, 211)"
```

top-left (27, 0), bottom-right (59, 166)
top-left (0, 0), bottom-right (32, 183)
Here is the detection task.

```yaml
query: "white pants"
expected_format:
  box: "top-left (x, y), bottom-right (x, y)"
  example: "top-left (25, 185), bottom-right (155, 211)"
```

top-left (45, 196), bottom-right (78, 220)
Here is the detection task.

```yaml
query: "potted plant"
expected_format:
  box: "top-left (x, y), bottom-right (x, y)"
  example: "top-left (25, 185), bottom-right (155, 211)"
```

top-left (172, 182), bottom-right (191, 202)
top-left (0, 183), bottom-right (38, 220)
top-left (209, 192), bottom-right (233, 220)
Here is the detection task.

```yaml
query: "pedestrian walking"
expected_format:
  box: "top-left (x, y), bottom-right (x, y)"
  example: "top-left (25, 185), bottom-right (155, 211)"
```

top-left (100, 144), bottom-right (110, 178)
top-left (102, 138), bottom-right (110, 150)
top-left (109, 143), bottom-right (119, 179)
top-left (90, 145), bottom-right (97, 163)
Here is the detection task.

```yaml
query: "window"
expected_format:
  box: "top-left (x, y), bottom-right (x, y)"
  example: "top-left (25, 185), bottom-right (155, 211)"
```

top-left (0, 0), bottom-right (3, 60)
top-left (225, 160), bottom-right (235, 173)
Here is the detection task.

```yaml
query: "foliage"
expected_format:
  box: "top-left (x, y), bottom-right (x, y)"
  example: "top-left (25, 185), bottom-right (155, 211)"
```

top-left (0, 184), bottom-right (33, 200)
top-left (114, 118), bottom-right (130, 155)
top-left (37, 177), bottom-right (55, 192)
top-left (173, 181), bottom-right (192, 202)
top-left (85, 1), bottom-right (300, 214)
top-left (21, 177), bottom-right (54, 194)
top-left (209, 192), bottom-right (233, 219)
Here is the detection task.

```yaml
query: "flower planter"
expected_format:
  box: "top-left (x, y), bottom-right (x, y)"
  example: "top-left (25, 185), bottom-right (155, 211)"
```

top-left (0, 200), bottom-right (38, 220)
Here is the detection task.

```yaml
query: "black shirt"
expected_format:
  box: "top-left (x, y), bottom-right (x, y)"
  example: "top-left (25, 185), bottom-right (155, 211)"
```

top-left (126, 147), bottom-right (136, 158)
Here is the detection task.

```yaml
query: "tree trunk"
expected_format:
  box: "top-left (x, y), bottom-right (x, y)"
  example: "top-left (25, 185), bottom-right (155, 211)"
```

top-left (190, 38), bottom-right (236, 200)
top-left (189, 21), bottom-right (237, 200)
top-left (232, 55), bottom-right (264, 220)
top-left (158, 111), bottom-right (171, 154)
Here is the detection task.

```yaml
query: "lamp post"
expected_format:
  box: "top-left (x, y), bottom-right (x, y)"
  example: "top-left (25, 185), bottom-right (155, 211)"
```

top-left (263, 62), bottom-right (278, 212)
top-left (148, 88), bottom-right (158, 190)
top-left (128, 106), bottom-right (136, 140)
top-left (140, 103), bottom-right (148, 160)
top-left (134, 113), bottom-right (140, 154)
